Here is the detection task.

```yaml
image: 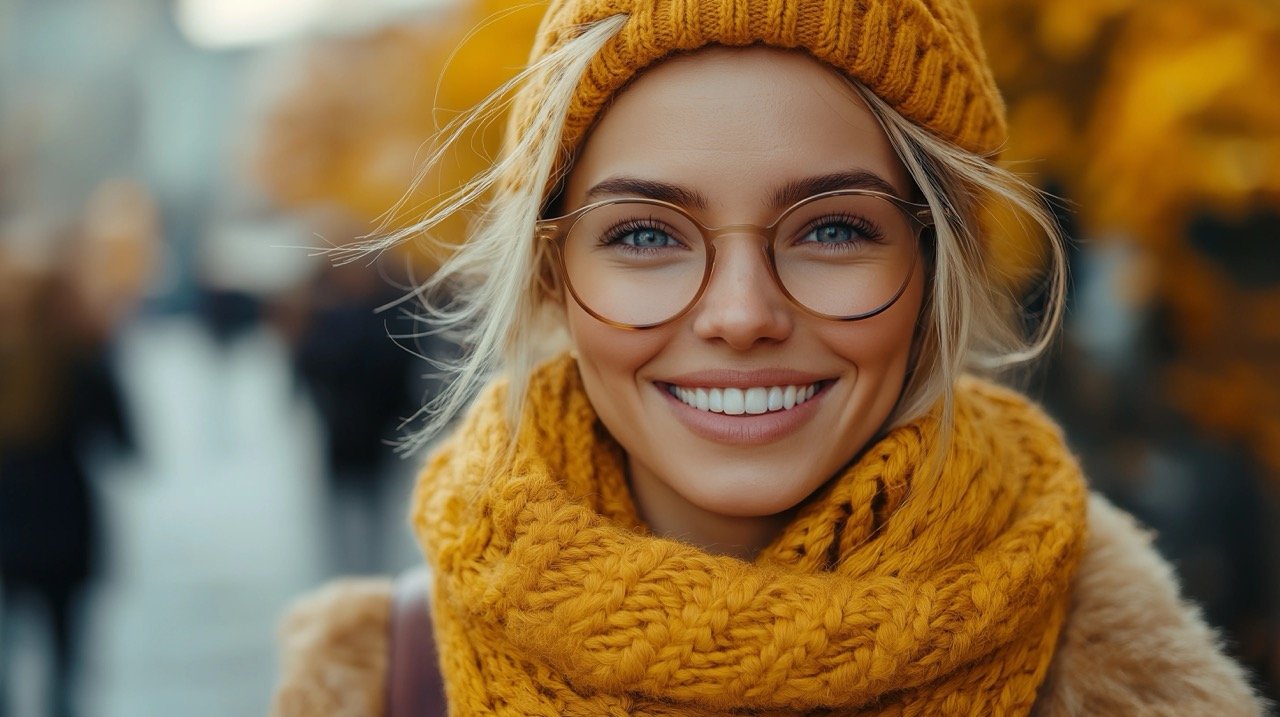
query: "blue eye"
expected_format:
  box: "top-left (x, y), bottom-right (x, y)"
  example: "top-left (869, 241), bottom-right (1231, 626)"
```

top-left (619, 227), bottom-right (676, 248)
top-left (602, 220), bottom-right (685, 251)
top-left (808, 223), bottom-right (858, 244)
top-left (798, 215), bottom-right (882, 247)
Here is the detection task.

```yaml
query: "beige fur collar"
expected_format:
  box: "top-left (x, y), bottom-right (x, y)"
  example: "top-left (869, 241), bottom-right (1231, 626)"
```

top-left (1034, 495), bottom-right (1268, 715)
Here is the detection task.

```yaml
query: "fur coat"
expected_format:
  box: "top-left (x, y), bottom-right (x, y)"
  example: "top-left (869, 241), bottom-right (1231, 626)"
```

top-left (269, 494), bottom-right (1269, 716)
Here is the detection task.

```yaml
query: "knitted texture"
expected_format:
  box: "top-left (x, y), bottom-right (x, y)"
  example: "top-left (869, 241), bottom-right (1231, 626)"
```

top-left (507, 0), bottom-right (1005, 193)
top-left (412, 354), bottom-right (1088, 715)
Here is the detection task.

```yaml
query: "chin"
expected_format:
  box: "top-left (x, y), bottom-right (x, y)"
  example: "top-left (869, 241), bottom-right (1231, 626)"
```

top-left (671, 465), bottom-right (827, 518)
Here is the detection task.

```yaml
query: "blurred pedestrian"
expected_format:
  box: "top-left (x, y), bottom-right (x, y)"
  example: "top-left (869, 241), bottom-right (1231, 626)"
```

top-left (1, 234), bottom-right (135, 717)
top-left (280, 257), bottom-right (422, 575)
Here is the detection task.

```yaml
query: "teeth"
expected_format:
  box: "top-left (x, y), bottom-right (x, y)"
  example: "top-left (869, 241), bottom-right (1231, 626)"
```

top-left (667, 382), bottom-right (823, 415)
top-left (796, 384), bottom-right (816, 404)
top-left (723, 387), bottom-right (745, 415)
top-left (766, 387), bottom-right (783, 411)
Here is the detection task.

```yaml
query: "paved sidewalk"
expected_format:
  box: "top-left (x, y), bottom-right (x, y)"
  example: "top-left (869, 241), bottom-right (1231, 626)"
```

top-left (3, 317), bottom-right (421, 717)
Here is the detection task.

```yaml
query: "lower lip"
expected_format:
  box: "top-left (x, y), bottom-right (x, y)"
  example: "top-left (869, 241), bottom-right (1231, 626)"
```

top-left (655, 382), bottom-right (830, 445)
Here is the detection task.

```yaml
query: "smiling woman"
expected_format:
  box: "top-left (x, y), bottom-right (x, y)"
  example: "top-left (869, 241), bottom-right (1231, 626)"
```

top-left (270, 1), bottom-right (1268, 715)
top-left (558, 49), bottom-right (928, 537)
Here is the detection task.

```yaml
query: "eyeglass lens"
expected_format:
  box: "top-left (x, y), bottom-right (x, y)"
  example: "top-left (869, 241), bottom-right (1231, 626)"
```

top-left (560, 193), bottom-right (918, 327)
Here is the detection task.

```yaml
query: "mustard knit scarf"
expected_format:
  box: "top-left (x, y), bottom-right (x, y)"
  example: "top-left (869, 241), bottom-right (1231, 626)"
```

top-left (412, 354), bottom-right (1087, 716)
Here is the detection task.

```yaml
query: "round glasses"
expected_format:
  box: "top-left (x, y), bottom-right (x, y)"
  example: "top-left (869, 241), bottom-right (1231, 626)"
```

top-left (536, 189), bottom-right (933, 329)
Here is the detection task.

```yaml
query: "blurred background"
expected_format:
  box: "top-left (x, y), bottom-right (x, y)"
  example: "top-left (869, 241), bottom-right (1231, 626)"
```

top-left (0, 0), bottom-right (1277, 714)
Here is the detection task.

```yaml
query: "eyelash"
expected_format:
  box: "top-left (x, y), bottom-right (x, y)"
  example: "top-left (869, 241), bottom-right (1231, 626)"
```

top-left (598, 212), bottom-right (886, 251)
top-left (600, 218), bottom-right (686, 248)
top-left (796, 213), bottom-right (885, 246)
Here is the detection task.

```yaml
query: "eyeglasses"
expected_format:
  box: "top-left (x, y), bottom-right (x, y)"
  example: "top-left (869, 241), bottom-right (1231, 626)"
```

top-left (536, 189), bottom-right (933, 329)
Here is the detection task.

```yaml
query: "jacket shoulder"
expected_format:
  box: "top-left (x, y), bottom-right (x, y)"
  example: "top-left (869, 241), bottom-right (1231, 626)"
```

top-left (269, 578), bottom-right (393, 717)
top-left (1035, 494), bottom-right (1270, 716)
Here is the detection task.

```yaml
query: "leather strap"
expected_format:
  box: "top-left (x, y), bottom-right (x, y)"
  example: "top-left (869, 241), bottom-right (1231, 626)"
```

top-left (388, 568), bottom-right (445, 717)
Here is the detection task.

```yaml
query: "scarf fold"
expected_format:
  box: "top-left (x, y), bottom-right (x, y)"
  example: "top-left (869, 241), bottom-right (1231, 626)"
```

top-left (412, 354), bottom-right (1087, 716)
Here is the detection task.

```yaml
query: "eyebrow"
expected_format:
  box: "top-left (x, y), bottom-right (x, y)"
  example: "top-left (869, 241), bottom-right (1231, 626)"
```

top-left (581, 169), bottom-right (904, 211)
top-left (770, 170), bottom-right (904, 208)
top-left (584, 177), bottom-right (710, 209)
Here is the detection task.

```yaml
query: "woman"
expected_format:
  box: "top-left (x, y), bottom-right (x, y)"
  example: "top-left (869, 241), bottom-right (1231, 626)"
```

top-left (271, 0), bottom-right (1267, 714)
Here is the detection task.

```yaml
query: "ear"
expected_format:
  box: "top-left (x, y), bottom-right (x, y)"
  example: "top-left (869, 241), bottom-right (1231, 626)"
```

top-left (536, 254), bottom-right (565, 305)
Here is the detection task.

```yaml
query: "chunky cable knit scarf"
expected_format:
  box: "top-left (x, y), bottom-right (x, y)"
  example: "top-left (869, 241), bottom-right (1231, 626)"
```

top-left (411, 354), bottom-right (1087, 716)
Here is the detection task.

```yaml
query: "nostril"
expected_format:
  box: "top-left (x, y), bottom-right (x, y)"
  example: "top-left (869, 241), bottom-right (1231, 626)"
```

top-left (690, 259), bottom-right (794, 348)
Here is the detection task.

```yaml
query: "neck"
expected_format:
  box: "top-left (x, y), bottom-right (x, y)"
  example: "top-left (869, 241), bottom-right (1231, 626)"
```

top-left (626, 456), bottom-right (792, 562)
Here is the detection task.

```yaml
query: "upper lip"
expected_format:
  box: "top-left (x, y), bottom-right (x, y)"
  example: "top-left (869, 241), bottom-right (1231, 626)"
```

top-left (658, 369), bottom-right (831, 388)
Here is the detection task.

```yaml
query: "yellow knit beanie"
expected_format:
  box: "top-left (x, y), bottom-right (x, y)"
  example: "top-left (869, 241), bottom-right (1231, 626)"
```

top-left (516, 0), bottom-right (1006, 178)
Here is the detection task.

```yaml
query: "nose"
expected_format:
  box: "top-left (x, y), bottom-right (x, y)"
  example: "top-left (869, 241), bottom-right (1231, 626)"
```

top-left (689, 234), bottom-right (794, 350)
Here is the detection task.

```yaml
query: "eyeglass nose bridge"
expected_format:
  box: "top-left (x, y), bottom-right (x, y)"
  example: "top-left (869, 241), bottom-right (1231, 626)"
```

top-left (699, 222), bottom-right (781, 242)
top-left (680, 222), bottom-right (802, 322)
top-left (655, 220), bottom-right (803, 335)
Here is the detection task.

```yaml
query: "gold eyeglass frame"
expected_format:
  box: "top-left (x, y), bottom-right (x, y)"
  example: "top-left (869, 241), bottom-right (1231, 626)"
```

top-left (535, 188), bottom-right (935, 330)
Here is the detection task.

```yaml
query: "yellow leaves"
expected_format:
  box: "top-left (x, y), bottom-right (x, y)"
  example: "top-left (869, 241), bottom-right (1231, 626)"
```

top-left (1037, 0), bottom-right (1136, 61)
top-left (1003, 93), bottom-right (1072, 180)
top-left (253, 0), bottom-right (547, 259)
top-left (1083, 1), bottom-right (1280, 240)
top-left (975, 0), bottom-right (1280, 477)
top-left (1116, 35), bottom-right (1251, 131)
top-left (975, 0), bottom-right (1280, 242)
top-left (976, 186), bottom-right (1052, 290)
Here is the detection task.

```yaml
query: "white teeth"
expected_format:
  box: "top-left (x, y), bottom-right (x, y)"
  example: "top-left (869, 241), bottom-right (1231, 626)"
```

top-left (767, 387), bottom-right (783, 411)
top-left (667, 382), bottom-right (823, 415)
top-left (722, 387), bottom-right (745, 415)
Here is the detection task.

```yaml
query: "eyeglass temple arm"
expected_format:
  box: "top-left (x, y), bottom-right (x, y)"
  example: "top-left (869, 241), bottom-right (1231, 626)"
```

top-left (535, 222), bottom-right (561, 242)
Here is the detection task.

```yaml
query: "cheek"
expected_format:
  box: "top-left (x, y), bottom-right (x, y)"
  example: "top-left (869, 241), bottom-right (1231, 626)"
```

top-left (843, 310), bottom-right (918, 371)
top-left (831, 270), bottom-right (926, 374)
top-left (564, 303), bottom-right (669, 414)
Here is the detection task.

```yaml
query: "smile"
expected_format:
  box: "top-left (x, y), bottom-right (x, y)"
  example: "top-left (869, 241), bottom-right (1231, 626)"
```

top-left (664, 382), bottom-right (823, 415)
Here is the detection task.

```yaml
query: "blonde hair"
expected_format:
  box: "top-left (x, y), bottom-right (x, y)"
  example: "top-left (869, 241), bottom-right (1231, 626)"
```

top-left (855, 85), bottom-right (1066, 444)
top-left (359, 17), bottom-right (1065, 456)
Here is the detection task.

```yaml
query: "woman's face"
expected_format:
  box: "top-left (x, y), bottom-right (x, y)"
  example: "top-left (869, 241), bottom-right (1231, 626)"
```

top-left (561, 46), bottom-right (925, 519)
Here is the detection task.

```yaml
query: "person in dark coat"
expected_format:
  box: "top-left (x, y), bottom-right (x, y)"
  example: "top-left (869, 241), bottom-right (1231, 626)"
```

top-left (284, 259), bottom-right (426, 575)
top-left (1, 263), bottom-right (134, 717)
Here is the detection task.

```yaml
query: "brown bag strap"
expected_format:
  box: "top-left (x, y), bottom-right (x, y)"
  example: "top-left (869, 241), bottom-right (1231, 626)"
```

top-left (387, 568), bottom-right (446, 717)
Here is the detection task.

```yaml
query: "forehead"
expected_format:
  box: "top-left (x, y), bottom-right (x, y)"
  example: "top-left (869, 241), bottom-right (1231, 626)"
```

top-left (564, 46), bottom-right (912, 210)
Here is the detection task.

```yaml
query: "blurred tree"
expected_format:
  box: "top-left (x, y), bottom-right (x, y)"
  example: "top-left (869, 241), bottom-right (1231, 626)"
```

top-left (972, 0), bottom-right (1280, 697)
top-left (251, 0), bottom-right (547, 270)
top-left (972, 0), bottom-right (1280, 479)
